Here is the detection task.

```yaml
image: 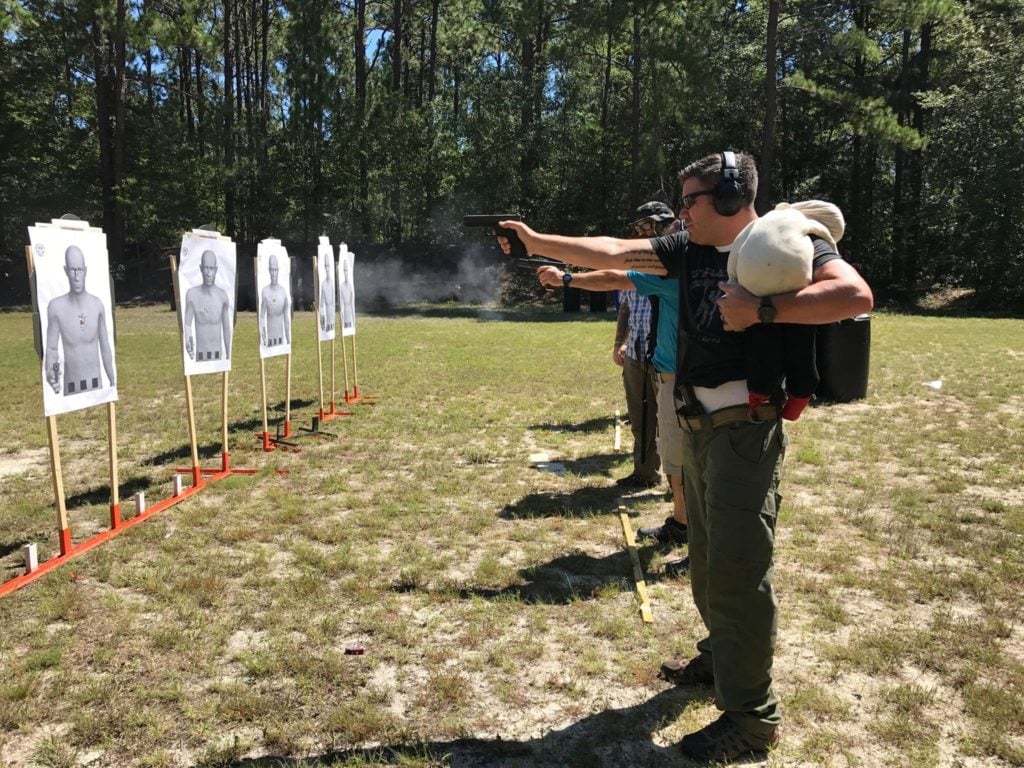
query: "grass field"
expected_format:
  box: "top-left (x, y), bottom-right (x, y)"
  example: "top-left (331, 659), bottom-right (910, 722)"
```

top-left (0, 304), bottom-right (1022, 768)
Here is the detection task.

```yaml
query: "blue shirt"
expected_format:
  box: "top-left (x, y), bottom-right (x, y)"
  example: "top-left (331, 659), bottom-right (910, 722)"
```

top-left (619, 289), bottom-right (652, 362)
top-left (627, 271), bottom-right (679, 374)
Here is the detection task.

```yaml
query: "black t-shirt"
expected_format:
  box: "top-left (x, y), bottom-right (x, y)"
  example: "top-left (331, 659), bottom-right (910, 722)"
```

top-left (650, 231), bottom-right (842, 388)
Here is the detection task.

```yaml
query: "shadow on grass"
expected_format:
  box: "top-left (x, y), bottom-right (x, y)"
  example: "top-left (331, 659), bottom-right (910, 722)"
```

top-left (501, 485), bottom-right (627, 519)
top-left (63, 475), bottom-right (151, 508)
top-left (557, 453), bottom-right (622, 478)
top-left (141, 399), bottom-right (316, 465)
top-left (222, 686), bottom-right (715, 767)
top-left (142, 441), bottom-right (226, 467)
top-left (228, 399), bottom-right (318, 433)
top-left (393, 546), bottom-right (684, 604)
top-left (0, 539), bottom-right (30, 559)
top-left (529, 416), bottom-right (616, 433)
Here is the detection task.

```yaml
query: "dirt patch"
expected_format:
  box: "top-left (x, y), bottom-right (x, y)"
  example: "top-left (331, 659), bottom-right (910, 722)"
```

top-left (0, 448), bottom-right (48, 479)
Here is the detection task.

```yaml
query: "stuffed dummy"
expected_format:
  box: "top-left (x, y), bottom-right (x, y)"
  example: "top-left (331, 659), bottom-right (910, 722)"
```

top-left (727, 200), bottom-right (845, 421)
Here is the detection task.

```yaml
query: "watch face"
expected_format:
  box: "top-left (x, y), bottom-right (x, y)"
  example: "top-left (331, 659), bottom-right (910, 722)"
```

top-left (758, 305), bottom-right (777, 323)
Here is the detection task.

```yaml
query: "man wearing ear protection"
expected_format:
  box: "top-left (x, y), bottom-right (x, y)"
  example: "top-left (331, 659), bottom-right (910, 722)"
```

top-left (494, 150), bottom-right (872, 761)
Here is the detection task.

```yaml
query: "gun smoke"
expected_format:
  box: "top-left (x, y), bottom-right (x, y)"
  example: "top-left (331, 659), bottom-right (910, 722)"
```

top-left (353, 245), bottom-right (505, 309)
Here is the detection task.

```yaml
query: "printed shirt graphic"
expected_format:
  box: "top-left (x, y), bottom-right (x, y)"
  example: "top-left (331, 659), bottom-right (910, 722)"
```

top-left (338, 247), bottom-right (357, 337)
top-left (317, 236), bottom-right (336, 342)
top-left (178, 231), bottom-right (237, 376)
top-left (29, 220), bottom-right (118, 417)
top-left (256, 239), bottom-right (292, 359)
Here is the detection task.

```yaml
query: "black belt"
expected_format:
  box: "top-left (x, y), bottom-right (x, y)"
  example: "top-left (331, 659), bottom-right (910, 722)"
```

top-left (681, 403), bottom-right (780, 432)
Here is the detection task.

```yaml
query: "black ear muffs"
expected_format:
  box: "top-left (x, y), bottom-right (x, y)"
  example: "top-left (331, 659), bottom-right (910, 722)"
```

top-left (713, 150), bottom-right (745, 216)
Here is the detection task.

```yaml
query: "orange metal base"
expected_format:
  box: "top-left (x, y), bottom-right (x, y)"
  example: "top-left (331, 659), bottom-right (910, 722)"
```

top-left (1, 453), bottom-right (273, 600)
top-left (344, 387), bottom-right (379, 405)
top-left (319, 403), bottom-right (353, 421)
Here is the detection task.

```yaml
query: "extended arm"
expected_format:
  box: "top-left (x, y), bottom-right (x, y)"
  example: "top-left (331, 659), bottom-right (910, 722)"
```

top-left (537, 265), bottom-right (635, 292)
top-left (183, 295), bottom-right (195, 359)
top-left (259, 294), bottom-right (268, 344)
top-left (222, 298), bottom-right (232, 358)
top-left (717, 259), bottom-right (874, 331)
top-left (500, 221), bottom-right (666, 274)
top-left (44, 305), bottom-right (62, 392)
top-left (97, 309), bottom-right (115, 386)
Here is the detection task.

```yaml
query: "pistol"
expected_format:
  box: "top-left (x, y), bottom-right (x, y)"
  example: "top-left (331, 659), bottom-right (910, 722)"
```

top-left (514, 256), bottom-right (566, 269)
top-left (462, 214), bottom-right (527, 259)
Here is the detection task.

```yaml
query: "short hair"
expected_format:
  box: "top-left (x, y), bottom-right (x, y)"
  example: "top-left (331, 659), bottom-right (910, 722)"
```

top-left (679, 151), bottom-right (758, 207)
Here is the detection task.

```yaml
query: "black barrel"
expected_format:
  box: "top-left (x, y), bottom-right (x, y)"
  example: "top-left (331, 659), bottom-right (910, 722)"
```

top-left (816, 314), bottom-right (870, 402)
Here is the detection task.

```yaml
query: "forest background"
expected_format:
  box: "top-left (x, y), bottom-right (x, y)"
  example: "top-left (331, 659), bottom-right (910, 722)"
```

top-left (1, 0), bottom-right (1022, 310)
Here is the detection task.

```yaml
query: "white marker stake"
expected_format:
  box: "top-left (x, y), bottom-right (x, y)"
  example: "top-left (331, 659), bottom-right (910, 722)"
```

top-left (23, 543), bottom-right (39, 574)
top-left (134, 491), bottom-right (146, 516)
top-left (173, 474), bottom-right (184, 497)
top-left (614, 409), bottom-right (622, 451)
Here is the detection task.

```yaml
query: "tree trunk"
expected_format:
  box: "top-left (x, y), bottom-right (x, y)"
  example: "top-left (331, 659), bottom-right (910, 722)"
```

top-left (756, 0), bottom-right (780, 214)
top-left (354, 0), bottom-right (370, 237)
top-left (427, 0), bottom-right (440, 102)
top-left (90, 0), bottom-right (127, 264)
top-left (519, 1), bottom-right (547, 217)
top-left (892, 28), bottom-right (912, 298)
top-left (390, 0), bottom-right (405, 241)
top-left (598, 4), bottom-right (613, 230)
top-left (223, 0), bottom-right (236, 236)
top-left (905, 21), bottom-right (931, 302)
top-left (392, 0), bottom-right (403, 93)
top-left (846, 0), bottom-right (870, 265)
top-left (195, 49), bottom-right (206, 156)
top-left (629, 0), bottom-right (642, 208)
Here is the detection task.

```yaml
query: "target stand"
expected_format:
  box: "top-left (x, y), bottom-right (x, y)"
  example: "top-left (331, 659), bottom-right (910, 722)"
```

top-left (341, 333), bottom-right (378, 406)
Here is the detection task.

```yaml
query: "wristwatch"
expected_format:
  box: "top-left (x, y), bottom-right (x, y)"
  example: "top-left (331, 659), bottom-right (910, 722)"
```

top-left (757, 295), bottom-right (777, 324)
top-left (562, 272), bottom-right (573, 287)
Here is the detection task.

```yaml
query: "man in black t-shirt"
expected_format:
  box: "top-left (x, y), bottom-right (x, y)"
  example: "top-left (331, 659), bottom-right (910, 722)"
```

top-left (494, 151), bottom-right (872, 762)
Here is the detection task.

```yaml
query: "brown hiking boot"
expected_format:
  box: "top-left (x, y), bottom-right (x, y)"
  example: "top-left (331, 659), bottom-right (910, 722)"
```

top-left (679, 713), bottom-right (779, 761)
top-left (659, 655), bottom-right (714, 687)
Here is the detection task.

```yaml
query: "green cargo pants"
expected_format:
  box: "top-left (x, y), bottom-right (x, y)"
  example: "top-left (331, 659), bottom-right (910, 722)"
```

top-left (681, 415), bottom-right (786, 738)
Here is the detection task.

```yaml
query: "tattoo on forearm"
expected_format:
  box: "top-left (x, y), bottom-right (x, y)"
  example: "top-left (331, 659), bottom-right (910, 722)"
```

top-left (622, 250), bottom-right (667, 274)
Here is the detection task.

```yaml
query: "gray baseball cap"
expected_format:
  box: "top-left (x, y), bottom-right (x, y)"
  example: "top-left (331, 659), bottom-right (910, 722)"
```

top-left (634, 201), bottom-right (676, 221)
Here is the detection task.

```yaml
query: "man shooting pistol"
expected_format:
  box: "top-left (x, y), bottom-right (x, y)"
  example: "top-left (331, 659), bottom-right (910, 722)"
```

top-left (462, 214), bottom-right (565, 269)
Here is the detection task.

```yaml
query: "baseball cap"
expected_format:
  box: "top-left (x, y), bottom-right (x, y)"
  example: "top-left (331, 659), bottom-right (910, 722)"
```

top-left (634, 201), bottom-right (675, 222)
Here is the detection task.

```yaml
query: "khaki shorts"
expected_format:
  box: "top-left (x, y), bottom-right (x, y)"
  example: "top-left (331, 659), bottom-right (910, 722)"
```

top-left (655, 373), bottom-right (684, 477)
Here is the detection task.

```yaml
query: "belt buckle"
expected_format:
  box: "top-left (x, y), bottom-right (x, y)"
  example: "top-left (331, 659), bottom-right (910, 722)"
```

top-left (746, 407), bottom-right (765, 424)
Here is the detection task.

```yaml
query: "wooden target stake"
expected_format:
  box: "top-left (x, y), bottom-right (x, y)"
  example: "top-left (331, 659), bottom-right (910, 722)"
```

top-left (107, 402), bottom-right (121, 529)
top-left (330, 335), bottom-right (337, 413)
top-left (313, 255), bottom-right (326, 415)
top-left (45, 415), bottom-right (72, 555)
top-left (259, 356), bottom-right (271, 451)
top-left (26, 244), bottom-right (74, 555)
top-left (350, 335), bottom-right (361, 400)
top-left (619, 504), bottom-right (654, 624)
top-left (284, 352), bottom-right (292, 438)
top-left (341, 329), bottom-right (352, 403)
top-left (170, 255), bottom-right (203, 488)
top-left (221, 371), bottom-right (231, 471)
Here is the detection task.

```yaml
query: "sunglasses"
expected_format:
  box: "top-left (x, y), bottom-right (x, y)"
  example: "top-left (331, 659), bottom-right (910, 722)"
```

top-left (680, 189), bottom-right (714, 210)
top-left (629, 219), bottom-right (658, 236)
